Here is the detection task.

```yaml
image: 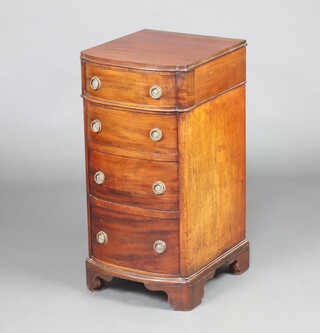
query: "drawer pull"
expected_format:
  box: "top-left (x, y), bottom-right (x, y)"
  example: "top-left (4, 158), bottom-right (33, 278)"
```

top-left (152, 181), bottom-right (166, 195)
top-left (91, 119), bottom-right (102, 133)
top-left (94, 171), bottom-right (105, 185)
top-left (153, 240), bottom-right (166, 254)
top-left (149, 85), bottom-right (163, 99)
top-left (150, 128), bottom-right (163, 142)
top-left (96, 231), bottom-right (108, 244)
top-left (90, 76), bottom-right (101, 90)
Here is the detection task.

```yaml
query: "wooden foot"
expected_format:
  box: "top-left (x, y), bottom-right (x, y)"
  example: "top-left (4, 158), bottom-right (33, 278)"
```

top-left (86, 260), bottom-right (112, 291)
top-left (229, 247), bottom-right (250, 275)
top-left (85, 240), bottom-right (249, 310)
top-left (145, 272), bottom-right (215, 311)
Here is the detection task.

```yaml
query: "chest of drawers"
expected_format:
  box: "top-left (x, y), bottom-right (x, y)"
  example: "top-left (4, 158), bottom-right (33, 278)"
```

top-left (81, 29), bottom-right (249, 311)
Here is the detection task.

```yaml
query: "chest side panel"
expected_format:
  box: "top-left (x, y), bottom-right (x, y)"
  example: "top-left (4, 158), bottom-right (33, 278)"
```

top-left (178, 85), bottom-right (246, 277)
top-left (194, 47), bottom-right (246, 104)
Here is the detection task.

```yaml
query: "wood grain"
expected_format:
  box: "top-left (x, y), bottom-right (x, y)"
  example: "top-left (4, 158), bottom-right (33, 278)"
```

top-left (82, 30), bottom-right (249, 310)
top-left (178, 85), bottom-right (246, 277)
top-left (82, 96), bottom-right (93, 256)
top-left (81, 29), bottom-right (245, 71)
top-left (175, 70), bottom-right (195, 109)
top-left (86, 240), bottom-right (249, 310)
top-left (82, 46), bottom-right (246, 112)
top-left (88, 141), bottom-right (178, 162)
top-left (86, 101), bottom-right (178, 154)
top-left (90, 195), bottom-right (179, 219)
top-left (84, 62), bottom-right (176, 107)
top-left (194, 47), bottom-right (246, 104)
top-left (88, 149), bottom-right (179, 211)
top-left (91, 205), bottom-right (179, 274)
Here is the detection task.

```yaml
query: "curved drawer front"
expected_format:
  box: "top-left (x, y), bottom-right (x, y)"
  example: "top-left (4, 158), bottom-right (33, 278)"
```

top-left (84, 63), bottom-right (176, 107)
top-left (86, 102), bottom-right (178, 154)
top-left (89, 150), bottom-right (179, 211)
top-left (91, 205), bottom-right (179, 274)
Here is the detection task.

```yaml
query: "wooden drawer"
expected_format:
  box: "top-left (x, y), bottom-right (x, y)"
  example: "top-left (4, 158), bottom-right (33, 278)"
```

top-left (89, 150), bottom-right (179, 211)
top-left (91, 205), bottom-right (179, 274)
top-left (84, 63), bottom-right (176, 107)
top-left (86, 102), bottom-right (177, 154)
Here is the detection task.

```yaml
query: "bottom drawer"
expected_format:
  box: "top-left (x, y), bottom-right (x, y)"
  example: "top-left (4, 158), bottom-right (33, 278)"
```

top-left (91, 205), bottom-right (179, 275)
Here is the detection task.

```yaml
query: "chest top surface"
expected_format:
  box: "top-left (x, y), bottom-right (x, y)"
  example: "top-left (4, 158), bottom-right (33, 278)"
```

top-left (81, 29), bottom-right (245, 71)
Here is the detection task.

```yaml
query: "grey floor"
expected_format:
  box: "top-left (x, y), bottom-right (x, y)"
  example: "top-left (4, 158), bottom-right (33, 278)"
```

top-left (0, 177), bottom-right (319, 333)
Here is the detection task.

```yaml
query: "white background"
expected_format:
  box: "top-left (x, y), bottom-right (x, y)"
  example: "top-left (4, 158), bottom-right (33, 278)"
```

top-left (0, 1), bottom-right (319, 332)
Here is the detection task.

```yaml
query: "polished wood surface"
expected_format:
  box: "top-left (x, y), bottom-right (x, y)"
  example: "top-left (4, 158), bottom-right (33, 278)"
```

top-left (88, 141), bottom-right (178, 162)
top-left (91, 205), bottom-right (179, 274)
top-left (81, 29), bottom-right (245, 71)
top-left (86, 240), bottom-right (249, 310)
top-left (179, 85), bottom-right (246, 276)
top-left (81, 29), bottom-right (249, 310)
top-left (86, 101), bottom-right (178, 154)
top-left (90, 195), bottom-right (179, 219)
top-left (88, 149), bottom-right (179, 211)
top-left (175, 47), bottom-right (246, 109)
top-left (84, 62), bottom-right (176, 106)
top-left (194, 47), bottom-right (246, 104)
top-left (82, 47), bottom-right (246, 112)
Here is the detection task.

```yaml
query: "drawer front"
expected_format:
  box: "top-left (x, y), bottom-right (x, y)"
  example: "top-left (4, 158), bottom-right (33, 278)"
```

top-left (91, 205), bottom-right (179, 274)
top-left (84, 63), bottom-right (176, 106)
top-left (86, 102), bottom-right (178, 154)
top-left (89, 150), bottom-right (179, 211)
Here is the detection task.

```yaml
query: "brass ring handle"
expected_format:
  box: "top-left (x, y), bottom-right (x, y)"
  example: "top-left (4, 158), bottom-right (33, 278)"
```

top-left (149, 85), bottom-right (163, 99)
top-left (96, 231), bottom-right (108, 244)
top-left (90, 76), bottom-right (101, 90)
top-left (91, 119), bottom-right (102, 133)
top-left (152, 181), bottom-right (166, 195)
top-left (150, 128), bottom-right (163, 142)
top-left (94, 171), bottom-right (105, 185)
top-left (153, 240), bottom-right (166, 254)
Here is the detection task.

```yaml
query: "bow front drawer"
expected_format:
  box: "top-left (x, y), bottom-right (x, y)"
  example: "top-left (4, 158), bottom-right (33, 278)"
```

top-left (86, 102), bottom-right (178, 155)
top-left (89, 150), bottom-right (179, 211)
top-left (91, 205), bottom-right (179, 274)
top-left (83, 63), bottom-right (176, 107)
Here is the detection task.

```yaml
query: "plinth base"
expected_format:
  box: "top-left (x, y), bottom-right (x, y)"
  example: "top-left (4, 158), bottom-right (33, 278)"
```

top-left (86, 240), bottom-right (249, 311)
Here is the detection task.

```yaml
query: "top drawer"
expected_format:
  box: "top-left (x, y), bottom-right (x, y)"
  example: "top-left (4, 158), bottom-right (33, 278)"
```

top-left (83, 62), bottom-right (176, 107)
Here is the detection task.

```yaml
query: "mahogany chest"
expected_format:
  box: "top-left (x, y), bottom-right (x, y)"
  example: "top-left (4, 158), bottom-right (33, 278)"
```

top-left (81, 29), bottom-right (249, 311)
